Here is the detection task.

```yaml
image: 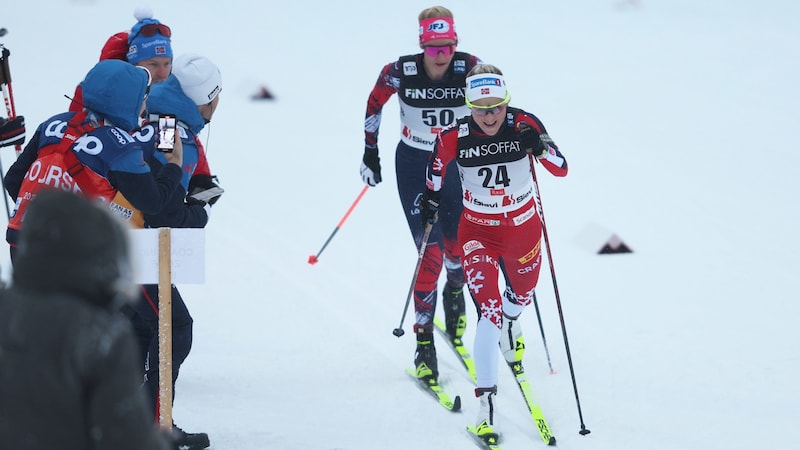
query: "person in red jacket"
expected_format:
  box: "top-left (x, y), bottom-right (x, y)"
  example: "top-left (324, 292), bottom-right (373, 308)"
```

top-left (421, 64), bottom-right (568, 444)
top-left (69, 8), bottom-right (222, 206)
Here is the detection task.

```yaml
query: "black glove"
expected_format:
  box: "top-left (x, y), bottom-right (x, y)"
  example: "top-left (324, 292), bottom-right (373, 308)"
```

top-left (516, 122), bottom-right (546, 158)
top-left (419, 189), bottom-right (440, 226)
top-left (0, 115), bottom-right (25, 148)
top-left (360, 147), bottom-right (382, 186)
top-left (188, 174), bottom-right (223, 205)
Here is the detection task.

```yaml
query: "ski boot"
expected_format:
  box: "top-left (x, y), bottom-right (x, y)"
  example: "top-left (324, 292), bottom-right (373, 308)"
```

top-left (442, 282), bottom-right (467, 343)
top-left (475, 386), bottom-right (499, 444)
top-left (172, 423), bottom-right (210, 450)
top-left (413, 332), bottom-right (439, 382)
top-left (500, 313), bottom-right (525, 374)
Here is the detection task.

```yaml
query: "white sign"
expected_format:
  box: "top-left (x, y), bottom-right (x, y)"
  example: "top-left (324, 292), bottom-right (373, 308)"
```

top-left (129, 228), bottom-right (205, 284)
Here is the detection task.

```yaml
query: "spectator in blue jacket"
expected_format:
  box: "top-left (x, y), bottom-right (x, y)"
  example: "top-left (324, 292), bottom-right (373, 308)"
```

top-left (3, 59), bottom-right (183, 257)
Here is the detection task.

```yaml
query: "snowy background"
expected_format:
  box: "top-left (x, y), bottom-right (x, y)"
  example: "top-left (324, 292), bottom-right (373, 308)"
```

top-left (2, 0), bottom-right (799, 449)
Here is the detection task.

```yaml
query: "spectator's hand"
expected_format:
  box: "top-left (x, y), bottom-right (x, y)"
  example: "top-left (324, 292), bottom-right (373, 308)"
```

top-left (360, 147), bottom-right (382, 186)
top-left (419, 189), bottom-right (440, 226)
top-left (163, 134), bottom-right (184, 167)
top-left (515, 122), bottom-right (546, 158)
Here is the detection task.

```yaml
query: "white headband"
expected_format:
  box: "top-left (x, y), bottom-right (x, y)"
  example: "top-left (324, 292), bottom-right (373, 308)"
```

top-left (465, 73), bottom-right (508, 104)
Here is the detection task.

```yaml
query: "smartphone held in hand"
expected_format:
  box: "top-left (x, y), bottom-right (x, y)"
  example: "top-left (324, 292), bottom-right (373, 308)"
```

top-left (157, 115), bottom-right (176, 152)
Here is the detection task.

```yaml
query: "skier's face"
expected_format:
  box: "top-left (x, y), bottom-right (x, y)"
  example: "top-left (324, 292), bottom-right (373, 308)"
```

top-left (469, 97), bottom-right (507, 136)
top-left (421, 38), bottom-right (457, 81)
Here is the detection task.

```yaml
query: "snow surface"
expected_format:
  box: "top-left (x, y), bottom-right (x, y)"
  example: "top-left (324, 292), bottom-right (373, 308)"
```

top-left (2, 0), bottom-right (799, 449)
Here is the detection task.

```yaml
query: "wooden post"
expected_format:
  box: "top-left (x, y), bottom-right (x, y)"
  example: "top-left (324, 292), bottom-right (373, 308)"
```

top-left (157, 228), bottom-right (173, 430)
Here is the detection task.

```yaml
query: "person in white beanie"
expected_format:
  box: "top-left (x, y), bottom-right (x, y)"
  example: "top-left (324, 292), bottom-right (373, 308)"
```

top-left (123, 53), bottom-right (222, 450)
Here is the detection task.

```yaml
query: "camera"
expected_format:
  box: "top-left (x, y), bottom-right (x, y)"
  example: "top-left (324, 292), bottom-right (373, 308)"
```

top-left (156, 114), bottom-right (176, 152)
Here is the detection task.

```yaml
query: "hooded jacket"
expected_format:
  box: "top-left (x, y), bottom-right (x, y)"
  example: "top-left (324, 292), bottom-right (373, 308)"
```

top-left (81, 59), bottom-right (150, 132)
top-left (0, 190), bottom-right (171, 450)
top-left (138, 74), bottom-right (209, 229)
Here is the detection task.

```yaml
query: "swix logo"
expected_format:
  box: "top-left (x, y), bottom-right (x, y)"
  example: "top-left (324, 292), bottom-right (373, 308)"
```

top-left (402, 126), bottom-right (412, 139)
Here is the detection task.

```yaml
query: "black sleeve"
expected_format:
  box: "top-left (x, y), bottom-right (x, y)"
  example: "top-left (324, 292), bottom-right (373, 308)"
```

top-left (4, 130), bottom-right (41, 199)
top-left (144, 186), bottom-right (209, 229)
top-left (107, 163), bottom-right (183, 216)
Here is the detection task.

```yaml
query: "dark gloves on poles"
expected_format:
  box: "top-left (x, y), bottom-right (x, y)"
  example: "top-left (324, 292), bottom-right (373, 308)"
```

top-left (420, 189), bottom-right (440, 226)
top-left (360, 147), bottom-right (382, 186)
top-left (515, 122), bottom-right (546, 158)
top-left (0, 115), bottom-right (25, 148)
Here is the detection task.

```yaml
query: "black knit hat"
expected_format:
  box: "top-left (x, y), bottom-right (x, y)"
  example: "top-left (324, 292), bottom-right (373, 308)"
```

top-left (13, 189), bottom-right (133, 308)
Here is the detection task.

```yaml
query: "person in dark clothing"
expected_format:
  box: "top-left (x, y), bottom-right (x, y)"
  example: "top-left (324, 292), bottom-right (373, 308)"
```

top-left (0, 189), bottom-right (172, 450)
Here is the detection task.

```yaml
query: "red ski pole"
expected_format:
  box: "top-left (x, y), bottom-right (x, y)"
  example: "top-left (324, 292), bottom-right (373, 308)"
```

top-left (308, 185), bottom-right (369, 265)
top-left (1, 43), bottom-right (23, 156)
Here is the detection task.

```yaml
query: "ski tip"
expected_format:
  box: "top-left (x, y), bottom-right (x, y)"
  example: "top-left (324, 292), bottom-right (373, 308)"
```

top-left (548, 436), bottom-right (557, 445)
top-left (307, 255), bottom-right (318, 265)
